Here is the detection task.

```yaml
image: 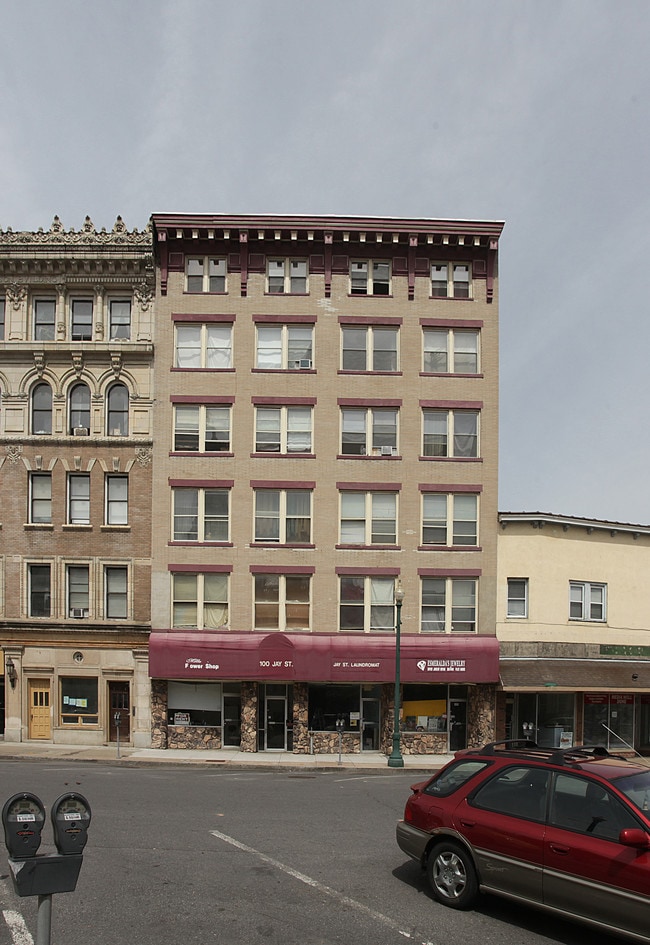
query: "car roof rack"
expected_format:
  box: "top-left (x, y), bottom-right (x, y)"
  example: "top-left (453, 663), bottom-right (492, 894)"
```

top-left (469, 740), bottom-right (628, 766)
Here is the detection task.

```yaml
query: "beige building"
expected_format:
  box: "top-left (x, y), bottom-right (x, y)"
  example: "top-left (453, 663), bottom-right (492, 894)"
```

top-left (149, 213), bottom-right (504, 755)
top-left (0, 216), bottom-right (154, 746)
top-left (497, 511), bottom-right (650, 755)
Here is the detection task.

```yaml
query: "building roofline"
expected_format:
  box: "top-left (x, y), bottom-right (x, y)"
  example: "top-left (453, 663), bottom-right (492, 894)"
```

top-left (498, 511), bottom-right (650, 537)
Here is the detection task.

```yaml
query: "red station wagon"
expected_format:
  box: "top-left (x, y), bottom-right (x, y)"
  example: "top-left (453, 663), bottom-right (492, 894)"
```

top-left (396, 740), bottom-right (650, 943)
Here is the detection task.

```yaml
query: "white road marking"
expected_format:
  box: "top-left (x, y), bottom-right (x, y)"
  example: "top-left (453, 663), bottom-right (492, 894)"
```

top-left (210, 828), bottom-right (416, 939)
top-left (2, 910), bottom-right (34, 945)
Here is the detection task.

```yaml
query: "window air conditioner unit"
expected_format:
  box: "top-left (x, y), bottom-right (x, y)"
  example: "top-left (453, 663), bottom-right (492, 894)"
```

top-left (380, 445), bottom-right (397, 456)
top-left (294, 359), bottom-right (312, 369)
top-left (73, 427), bottom-right (89, 436)
top-left (70, 608), bottom-right (88, 618)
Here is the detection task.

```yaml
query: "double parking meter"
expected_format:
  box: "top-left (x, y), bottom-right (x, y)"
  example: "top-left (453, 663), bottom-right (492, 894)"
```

top-left (2, 793), bottom-right (46, 859)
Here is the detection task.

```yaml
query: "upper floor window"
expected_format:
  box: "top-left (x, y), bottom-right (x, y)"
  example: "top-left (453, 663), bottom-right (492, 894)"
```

top-left (105, 474), bottom-right (128, 525)
top-left (255, 406), bottom-right (312, 454)
top-left (71, 299), bottom-right (93, 341)
top-left (105, 566), bottom-right (128, 619)
top-left (339, 492), bottom-right (397, 545)
top-left (175, 323), bottom-right (232, 369)
top-left (423, 329), bottom-right (479, 374)
top-left (422, 409), bottom-right (478, 458)
top-left (186, 257), bottom-right (226, 293)
top-left (254, 489), bottom-right (312, 544)
top-left (30, 472), bottom-right (52, 524)
top-left (422, 493), bottom-right (478, 547)
top-left (350, 261), bottom-right (390, 296)
top-left (507, 578), bottom-right (528, 618)
top-left (173, 487), bottom-right (230, 542)
top-left (173, 404), bottom-right (231, 453)
top-left (172, 572), bottom-right (228, 629)
top-left (339, 575), bottom-right (396, 631)
top-left (341, 407), bottom-right (398, 456)
top-left (0, 298), bottom-right (5, 340)
top-left (67, 564), bottom-right (89, 618)
top-left (421, 576), bottom-right (477, 632)
top-left (34, 299), bottom-right (56, 341)
top-left (109, 300), bottom-right (131, 340)
top-left (569, 581), bottom-right (606, 622)
top-left (256, 324), bottom-right (313, 370)
top-left (254, 573), bottom-right (311, 630)
top-left (267, 259), bottom-right (308, 294)
top-left (341, 326), bottom-right (398, 372)
top-left (68, 473), bottom-right (90, 524)
top-left (29, 564), bottom-right (51, 617)
top-left (69, 383), bottom-right (91, 435)
top-left (31, 382), bottom-right (52, 435)
top-left (107, 384), bottom-right (129, 436)
top-left (431, 262), bottom-right (471, 299)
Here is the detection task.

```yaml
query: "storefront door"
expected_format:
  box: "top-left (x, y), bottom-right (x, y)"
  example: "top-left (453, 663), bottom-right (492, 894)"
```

top-left (361, 689), bottom-right (381, 750)
top-left (109, 681), bottom-right (130, 742)
top-left (449, 698), bottom-right (467, 751)
top-left (28, 680), bottom-right (51, 739)
top-left (265, 693), bottom-right (287, 750)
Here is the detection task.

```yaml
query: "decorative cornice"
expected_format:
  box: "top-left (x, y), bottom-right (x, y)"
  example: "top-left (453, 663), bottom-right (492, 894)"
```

top-left (0, 215), bottom-right (152, 248)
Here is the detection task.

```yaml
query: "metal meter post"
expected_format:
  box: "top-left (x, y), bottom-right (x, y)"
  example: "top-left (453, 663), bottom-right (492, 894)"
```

top-left (335, 716), bottom-right (345, 764)
top-left (114, 710), bottom-right (121, 758)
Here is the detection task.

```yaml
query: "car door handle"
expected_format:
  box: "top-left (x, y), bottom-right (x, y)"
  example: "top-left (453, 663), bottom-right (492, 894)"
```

top-left (459, 819), bottom-right (476, 828)
top-left (549, 843), bottom-right (570, 855)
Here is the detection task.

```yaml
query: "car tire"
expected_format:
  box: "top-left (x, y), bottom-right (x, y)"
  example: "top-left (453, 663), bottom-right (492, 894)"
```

top-left (427, 840), bottom-right (478, 910)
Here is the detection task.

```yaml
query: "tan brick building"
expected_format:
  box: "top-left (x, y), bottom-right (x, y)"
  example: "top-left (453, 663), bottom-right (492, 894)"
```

top-left (0, 216), bottom-right (154, 746)
top-left (149, 213), bottom-right (504, 755)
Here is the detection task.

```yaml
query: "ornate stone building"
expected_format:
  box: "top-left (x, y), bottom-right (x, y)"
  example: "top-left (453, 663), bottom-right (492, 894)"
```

top-left (0, 217), bottom-right (154, 746)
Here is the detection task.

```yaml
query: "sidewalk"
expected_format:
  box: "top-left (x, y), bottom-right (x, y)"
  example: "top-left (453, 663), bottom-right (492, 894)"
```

top-left (0, 738), bottom-right (452, 772)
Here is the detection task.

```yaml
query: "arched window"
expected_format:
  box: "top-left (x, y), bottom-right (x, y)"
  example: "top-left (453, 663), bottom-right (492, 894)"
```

top-left (69, 383), bottom-right (90, 434)
top-left (107, 384), bottom-right (129, 436)
top-left (32, 383), bottom-right (52, 435)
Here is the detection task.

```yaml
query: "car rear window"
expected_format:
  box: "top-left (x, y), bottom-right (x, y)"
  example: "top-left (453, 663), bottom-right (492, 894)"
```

top-left (423, 760), bottom-right (489, 797)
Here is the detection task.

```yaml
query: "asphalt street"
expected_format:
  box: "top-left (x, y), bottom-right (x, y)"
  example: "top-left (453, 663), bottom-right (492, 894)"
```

top-left (0, 761), bottom-right (633, 945)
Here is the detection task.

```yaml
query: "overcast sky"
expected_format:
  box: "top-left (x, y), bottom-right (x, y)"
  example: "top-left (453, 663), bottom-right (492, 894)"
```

top-left (2, 0), bottom-right (649, 524)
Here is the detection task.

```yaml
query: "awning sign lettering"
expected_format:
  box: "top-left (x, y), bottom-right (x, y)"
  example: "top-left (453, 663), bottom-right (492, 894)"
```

top-left (259, 660), bottom-right (293, 668)
top-left (416, 659), bottom-right (467, 673)
top-left (184, 658), bottom-right (220, 671)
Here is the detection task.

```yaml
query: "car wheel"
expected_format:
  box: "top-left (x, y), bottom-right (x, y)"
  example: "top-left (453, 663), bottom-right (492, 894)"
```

top-left (427, 841), bottom-right (478, 910)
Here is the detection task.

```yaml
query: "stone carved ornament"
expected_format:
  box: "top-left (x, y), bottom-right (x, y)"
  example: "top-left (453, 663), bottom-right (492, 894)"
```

top-left (0, 216), bottom-right (152, 247)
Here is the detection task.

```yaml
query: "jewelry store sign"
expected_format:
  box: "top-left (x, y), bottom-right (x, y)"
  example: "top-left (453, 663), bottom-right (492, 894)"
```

top-left (416, 658), bottom-right (467, 674)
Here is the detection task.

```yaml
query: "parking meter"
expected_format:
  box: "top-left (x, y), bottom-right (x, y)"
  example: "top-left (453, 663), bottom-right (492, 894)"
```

top-left (51, 793), bottom-right (91, 855)
top-left (2, 793), bottom-right (46, 859)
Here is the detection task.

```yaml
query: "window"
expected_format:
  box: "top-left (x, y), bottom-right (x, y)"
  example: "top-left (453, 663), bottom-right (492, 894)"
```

top-left (173, 488), bottom-right (229, 542)
top-left (341, 326), bottom-right (398, 372)
top-left (254, 490), bottom-right (311, 544)
top-left (60, 677), bottom-right (98, 725)
top-left (107, 384), bottom-right (129, 436)
top-left (256, 324), bottom-right (313, 369)
top-left (30, 473), bottom-right (52, 524)
top-left (186, 257), bottom-right (226, 293)
top-left (421, 577), bottom-right (477, 632)
top-left (422, 494), bottom-right (478, 546)
top-left (71, 299), bottom-right (93, 341)
top-left (105, 566), bottom-right (128, 619)
top-left (255, 406), bottom-right (312, 453)
top-left (472, 766), bottom-right (548, 823)
top-left (507, 578), bottom-right (528, 618)
top-left (174, 323), bottom-right (232, 368)
top-left (105, 475), bottom-right (128, 525)
top-left (34, 299), bottom-right (55, 341)
top-left (0, 297), bottom-right (5, 340)
top-left (29, 564), bottom-right (51, 617)
top-left (431, 262), bottom-right (471, 299)
top-left (69, 383), bottom-right (91, 434)
top-left (68, 474), bottom-right (90, 524)
top-left (422, 409), bottom-right (478, 458)
top-left (168, 680), bottom-right (222, 727)
top-left (67, 565), bottom-right (89, 617)
top-left (570, 582), bottom-right (606, 621)
top-left (423, 329), bottom-right (479, 374)
top-left (173, 404), bottom-right (231, 453)
top-left (340, 492), bottom-right (397, 545)
top-left (31, 383), bottom-right (53, 435)
top-left (267, 259), bottom-right (308, 294)
top-left (350, 261), bottom-right (390, 296)
top-left (172, 572), bottom-right (228, 629)
top-left (340, 407), bottom-right (398, 456)
top-left (339, 576), bottom-right (396, 631)
top-left (109, 300), bottom-right (131, 340)
top-left (549, 772), bottom-right (638, 840)
top-left (254, 573), bottom-right (311, 630)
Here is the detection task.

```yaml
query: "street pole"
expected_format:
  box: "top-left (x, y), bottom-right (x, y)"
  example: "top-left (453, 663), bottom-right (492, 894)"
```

top-left (388, 580), bottom-right (405, 768)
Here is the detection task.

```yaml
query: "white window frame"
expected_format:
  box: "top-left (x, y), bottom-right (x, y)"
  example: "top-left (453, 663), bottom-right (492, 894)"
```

top-left (28, 563), bottom-right (51, 617)
top-left (423, 328), bottom-right (479, 374)
top-left (172, 487), bottom-right (230, 542)
top-left (569, 581), bottom-right (607, 622)
top-left (70, 298), bottom-right (93, 341)
top-left (172, 572), bottom-right (229, 630)
top-left (254, 489), bottom-right (312, 544)
top-left (350, 260), bottom-right (391, 296)
top-left (186, 257), bottom-right (227, 293)
top-left (33, 298), bottom-right (56, 341)
top-left (68, 473), bottom-right (90, 524)
top-left (174, 323), bottom-right (232, 369)
top-left (30, 472), bottom-right (52, 524)
top-left (339, 492), bottom-right (397, 545)
top-left (255, 324), bottom-right (314, 370)
top-left (67, 563), bottom-right (90, 618)
top-left (253, 573), bottom-right (311, 631)
top-left (339, 575), bottom-right (396, 632)
top-left (254, 406), bottom-right (313, 454)
top-left (421, 576), bottom-right (478, 633)
top-left (109, 299), bottom-right (131, 340)
top-left (173, 404), bottom-right (231, 453)
top-left (430, 262), bottom-right (472, 299)
top-left (105, 565), bottom-right (128, 619)
top-left (422, 408), bottom-right (479, 458)
top-left (266, 258), bottom-right (308, 294)
top-left (31, 383), bottom-right (53, 435)
top-left (341, 325), bottom-right (399, 372)
top-left (340, 407), bottom-right (398, 456)
top-left (421, 493), bottom-right (478, 547)
top-left (507, 578), bottom-right (529, 618)
top-left (105, 474), bottom-right (128, 525)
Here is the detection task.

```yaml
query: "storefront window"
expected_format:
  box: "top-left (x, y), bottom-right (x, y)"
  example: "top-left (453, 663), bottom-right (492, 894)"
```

top-left (60, 677), bottom-right (98, 725)
top-left (309, 684), bottom-right (362, 732)
top-left (584, 694), bottom-right (634, 751)
top-left (515, 692), bottom-right (575, 747)
top-left (402, 684), bottom-right (451, 732)
top-left (168, 681), bottom-right (222, 726)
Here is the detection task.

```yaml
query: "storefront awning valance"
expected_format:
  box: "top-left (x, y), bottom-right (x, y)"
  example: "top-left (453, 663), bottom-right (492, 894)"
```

top-left (500, 659), bottom-right (649, 692)
top-left (149, 631), bottom-right (499, 684)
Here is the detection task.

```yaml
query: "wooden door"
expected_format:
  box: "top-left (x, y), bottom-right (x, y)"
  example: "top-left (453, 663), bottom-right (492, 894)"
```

top-left (28, 680), bottom-right (51, 739)
top-left (109, 681), bottom-right (130, 742)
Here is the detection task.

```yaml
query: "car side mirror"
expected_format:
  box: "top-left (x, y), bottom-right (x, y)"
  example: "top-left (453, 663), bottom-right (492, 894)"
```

top-left (619, 828), bottom-right (650, 849)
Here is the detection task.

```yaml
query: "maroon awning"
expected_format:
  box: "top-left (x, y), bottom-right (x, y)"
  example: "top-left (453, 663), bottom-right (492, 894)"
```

top-left (149, 631), bottom-right (499, 684)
